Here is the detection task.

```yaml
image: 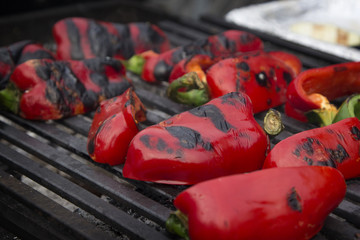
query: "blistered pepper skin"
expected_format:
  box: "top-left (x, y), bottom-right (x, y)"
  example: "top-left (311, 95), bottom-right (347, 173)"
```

top-left (173, 166), bottom-right (346, 240)
top-left (123, 92), bottom-right (269, 185)
top-left (205, 51), bottom-right (300, 113)
top-left (53, 17), bottom-right (170, 60)
top-left (0, 41), bottom-right (54, 89)
top-left (87, 88), bottom-right (146, 165)
top-left (10, 58), bottom-right (131, 120)
top-left (263, 117), bottom-right (360, 179)
top-left (285, 62), bottom-right (360, 122)
top-left (141, 30), bottom-right (264, 83)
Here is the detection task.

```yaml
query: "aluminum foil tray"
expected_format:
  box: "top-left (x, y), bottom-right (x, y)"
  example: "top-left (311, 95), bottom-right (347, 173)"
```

top-left (225, 0), bottom-right (360, 61)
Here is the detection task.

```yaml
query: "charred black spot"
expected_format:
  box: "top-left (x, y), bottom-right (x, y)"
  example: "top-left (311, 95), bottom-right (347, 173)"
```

top-left (302, 138), bottom-right (315, 155)
top-left (189, 104), bottom-right (234, 133)
top-left (220, 92), bottom-right (247, 106)
top-left (157, 138), bottom-right (167, 151)
top-left (154, 60), bottom-right (172, 82)
top-left (283, 71), bottom-right (293, 85)
top-left (236, 61), bottom-right (250, 72)
top-left (18, 50), bottom-right (55, 65)
top-left (303, 156), bottom-right (313, 165)
top-left (87, 20), bottom-right (114, 58)
top-left (240, 33), bottom-right (255, 44)
top-left (287, 187), bottom-right (302, 212)
top-left (87, 138), bottom-right (95, 155)
top-left (293, 148), bottom-right (301, 157)
top-left (103, 82), bottom-right (131, 99)
top-left (136, 23), bottom-right (167, 54)
top-left (65, 18), bottom-right (84, 60)
top-left (334, 66), bottom-right (347, 72)
top-left (326, 144), bottom-right (349, 164)
top-left (7, 40), bottom-right (33, 63)
top-left (315, 159), bottom-right (336, 168)
top-left (140, 134), bottom-right (152, 149)
top-left (351, 126), bottom-right (360, 140)
top-left (166, 148), bottom-right (174, 154)
top-left (113, 24), bottom-right (134, 59)
top-left (81, 90), bottom-right (98, 111)
top-left (255, 71), bottom-right (269, 87)
top-left (267, 98), bottom-right (272, 106)
top-left (165, 126), bottom-right (213, 151)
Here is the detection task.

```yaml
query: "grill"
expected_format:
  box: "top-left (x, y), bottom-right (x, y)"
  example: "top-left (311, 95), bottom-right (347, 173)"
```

top-left (1, 1), bottom-right (360, 240)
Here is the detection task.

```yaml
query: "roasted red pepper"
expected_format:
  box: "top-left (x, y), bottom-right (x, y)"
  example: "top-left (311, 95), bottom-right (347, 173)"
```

top-left (167, 51), bottom-right (302, 113)
top-left (285, 61), bottom-right (360, 124)
top-left (263, 117), bottom-right (360, 180)
top-left (87, 88), bottom-right (146, 165)
top-left (122, 92), bottom-right (281, 185)
top-left (0, 57), bottom-right (131, 120)
top-left (53, 17), bottom-right (171, 61)
top-left (0, 40), bottom-right (55, 90)
top-left (127, 30), bottom-right (263, 83)
top-left (166, 166), bottom-right (346, 240)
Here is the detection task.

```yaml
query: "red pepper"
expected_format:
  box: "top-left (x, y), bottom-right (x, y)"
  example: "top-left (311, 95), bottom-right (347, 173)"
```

top-left (0, 40), bottom-right (55, 89)
top-left (285, 61), bottom-right (360, 124)
top-left (263, 117), bottom-right (360, 179)
top-left (87, 88), bottom-right (146, 165)
top-left (167, 51), bottom-right (302, 113)
top-left (0, 57), bottom-right (131, 120)
top-left (128, 30), bottom-right (263, 83)
top-left (52, 17), bottom-right (171, 60)
top-left (166, 166), bottom-right (346, 240)
top-left (122, 92), bottom-right (281, 185)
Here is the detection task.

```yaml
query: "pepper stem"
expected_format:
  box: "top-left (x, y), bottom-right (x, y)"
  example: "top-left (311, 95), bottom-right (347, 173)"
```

top-left (165, 210), bottom-right (190, 240)
top-left (167, 72), bottom-right (210, 106)
top-left (332, 94), bottom-right (360, 123)
top-left (0, 82), bottom-right (20, 114)
top-left (121, 55), bottom-right (146, 75)
top-left (305, 107), bottom-right (338, 127)
top-left (263, 109), bottom-right (284, 137)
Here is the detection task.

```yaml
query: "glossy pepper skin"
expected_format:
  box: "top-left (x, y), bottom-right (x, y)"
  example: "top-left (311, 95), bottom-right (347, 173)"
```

top-left (0, 40), bottom-right (55, 89)
top-left (285, 61), bottom-right (360, 123)
top-left (139, 30), bottom-right (263, 83)
top-left (53, 17), bottom-right (170, 60)
top-left (1, 57), bottom-right (131, 120)
top-left (167, 166), bottom-right (346, 240)
top-left (168, 51), bottom-right (301, 112)
top-left (87, 88), bottom-right (146, 165)
top-left (263, 117), bottom-right (360, 180)
top-left (123, 92), bottom-right (270, 185)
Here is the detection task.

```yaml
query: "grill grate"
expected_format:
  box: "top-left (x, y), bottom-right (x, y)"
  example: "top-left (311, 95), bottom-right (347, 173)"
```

top-left (1, 5), bottom-right (360, 240)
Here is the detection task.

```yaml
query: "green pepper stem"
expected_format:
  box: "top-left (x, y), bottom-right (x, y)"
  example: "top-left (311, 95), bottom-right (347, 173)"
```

top-left (263, 109), bottom-right (284, 137)
top-left (167, 72), bottom-right (210, 106)
top-left (165, 210), bottom-right (190, 240)
top-left (332, 94), bottom-right (360, 123)
top-left (0, 82), bottom-right (20, 114)
top-left (121, 55), bottom-right (146, 75)
top-left (305, 108), bottom-right (338, 127)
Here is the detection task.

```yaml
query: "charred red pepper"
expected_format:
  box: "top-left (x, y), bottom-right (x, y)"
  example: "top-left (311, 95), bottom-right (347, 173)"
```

top-left (263, 117), bottom-right (360, 179)
top-left (87, 88), bottom-right (146, 165)
top-left (0, 40), bottom-right (55, 90)
top-left (53, 17), bottom-right (171, 61)
top-left (166, 166), bottom-right (346, 240)
top-left (167, 51), bottom-right (302, 113)
top-left (285, 61), bottom-right (360, 124)
top-left (0, 57), bottom-right (131, 120)
top-left (122, 92), bottom-right (284, 185)
top-left (126, 30), bottom-right (263, 83)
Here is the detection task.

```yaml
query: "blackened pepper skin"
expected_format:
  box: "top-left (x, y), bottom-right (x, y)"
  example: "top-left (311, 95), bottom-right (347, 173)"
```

top-left (263, 117), bottom-right (360, 180)
top-left (53, 17), bottom-right (171, 60)
top-left (123, 92), bottom-right (270, 185)
top-left (4, 58), bottom-right (131, 120)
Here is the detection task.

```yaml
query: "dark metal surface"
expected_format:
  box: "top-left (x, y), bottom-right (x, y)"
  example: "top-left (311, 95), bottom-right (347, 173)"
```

top-left (1, 2), bottom-right (360, 240)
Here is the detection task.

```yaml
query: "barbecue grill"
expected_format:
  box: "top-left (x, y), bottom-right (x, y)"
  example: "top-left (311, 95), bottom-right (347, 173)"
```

top-left (1, 1), bottom-right (360, 239)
